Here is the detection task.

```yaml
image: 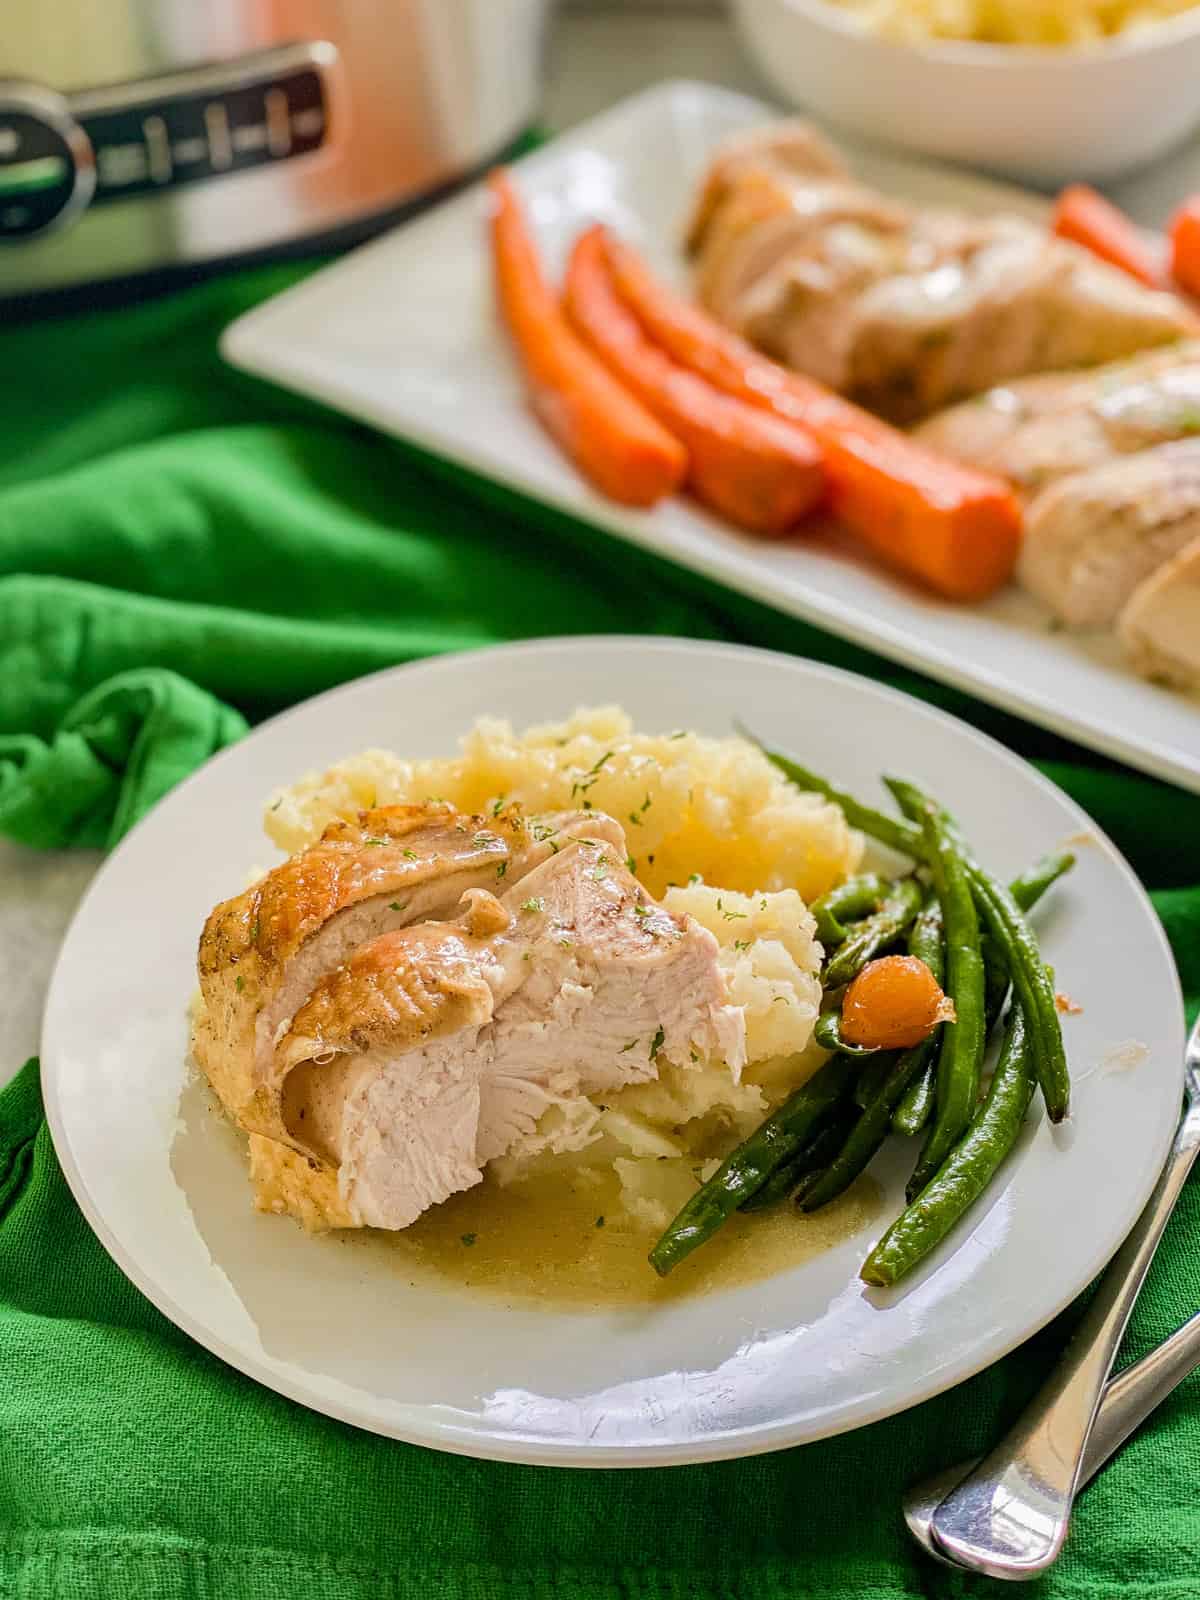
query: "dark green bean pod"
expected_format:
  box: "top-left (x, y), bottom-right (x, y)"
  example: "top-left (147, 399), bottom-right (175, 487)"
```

top-left (802, 1036), bottom-right (937, 1212)
top-left (969, 867), bottom-right (1069, 1123)
top-left (823, 877), bottom-right (924, 988)
top-left (810, 873), bottom-right (891, 947)
top-left (983, 853), bottom-right (1076, 1037)
top-left (892, 1061), bottom-right (935, 1135)
top-left (887, 895), bottom-right (945, 1137)
top-left (854, 1051), bottom-right (898, 1107)
top-left (861, 1005), bottom-right (1036, 1287)
top-left (648, 1055), bottom-right (858, 1275)
top-left (904, 800), bottom-right (986, 1199)
top-left (738, 1111), bottom-right (858, 1212)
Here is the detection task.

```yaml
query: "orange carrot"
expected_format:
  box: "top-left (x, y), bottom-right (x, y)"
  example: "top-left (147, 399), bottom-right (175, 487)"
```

top-left (1169, 197), bottom-right (1200, 299)
top-left (841, 955), bottom-right (954, 1051)
top-left (563, 227), bottom-right (823, 534)
top-left (487, 171), bottom-right (686, 507)
top-left (1051, 185), bottom-right (1165, 289)
top-left (600, 230), bottom-right (1023, 601)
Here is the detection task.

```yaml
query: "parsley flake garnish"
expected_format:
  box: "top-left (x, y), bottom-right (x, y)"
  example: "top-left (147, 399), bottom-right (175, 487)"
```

top-left (595, 1215), bottom-right (606, 1229)
top-left (491, 795), bottom-right (507, 816)
top-left (620, 1039), bottom-right (638, 1053)
top-left (650, 1026), bottom-right (665, 1059)
top-left (690, 1048), bottom-right (700, 1063)
top-left (389, 901), bottom-right (408, 913)
top-left (626, 855), bottom-right (637, 875)
top-left (402, 848), bottom-right (419, 860)
top-left (496, 861), bottom-right (508, 880)
top-left (716, 898), bottom-right (746, 921)
top-left (733, 939), bottom-right (750, 952)
top-left (688, 873), bottom-right (702, 887)
top-left (364, 836), bottom-right (388, 846)
top-left (235, 975), bottom-right (244, 993)
top-left (461, 1233), bottom-right (477, 1247)
top-left (520, 897), bottom-right (544, 913)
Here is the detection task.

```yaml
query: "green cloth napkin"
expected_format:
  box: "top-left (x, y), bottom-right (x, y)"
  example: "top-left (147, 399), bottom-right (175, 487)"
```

top-left (0, 262), bottom-right (1197, 1600)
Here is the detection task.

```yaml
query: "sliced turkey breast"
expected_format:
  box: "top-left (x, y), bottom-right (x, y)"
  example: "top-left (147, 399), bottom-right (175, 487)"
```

top-left (687, 121), bottom-right (1195, 421)
top-left (1118, 535), bottom-right (1200, 689)
top-left (916, 341), bottom-right (1200, 493)
top-left (194, 802), bottom-right (623, 1146)
top-left (272, 836), bottom-right (744, 1230)
top-left (1018, 440), bottom-right (1200, 626)
top-left (683, 121), bottom-right (853, 257)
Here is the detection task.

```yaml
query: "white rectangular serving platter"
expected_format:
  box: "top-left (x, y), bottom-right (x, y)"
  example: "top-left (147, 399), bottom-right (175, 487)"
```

top-left (222, 81), bottom-right (1200, 794)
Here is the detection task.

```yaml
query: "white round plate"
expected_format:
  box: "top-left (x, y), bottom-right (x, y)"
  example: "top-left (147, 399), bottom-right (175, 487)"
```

top-left (42, 638), bottom-right (1183, 1466)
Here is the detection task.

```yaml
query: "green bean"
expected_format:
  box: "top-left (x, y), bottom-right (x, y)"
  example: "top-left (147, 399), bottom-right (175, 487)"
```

top-left (739, 1111), bottom-right (858, 1211)
top-left (1011, 852), bottom-right (1076, 911)
top-left (907, 893), bottom-right (945, 974)
top-left (861, 1005), bottom-right (1036, 1287)
top-left (648, 1056), bottom-right (858, 1275)
top-left (814, 1009), bottom-right (884, 1058)
top-left (854, 1051), bottom-right (898, 1107)
top-left (905, 800), bottom-right (986, 1199)
top-left (969, 867), bottom-right (1069, 1123)
top-left (892, 1061), bottom-right (935, 1135)
top-left (743, 729), bottom-right (924, 859)
top-left (802, 1038), bottom-right (935, 1212)
top-left (807, 890), bottom-right (949, 1204)
top-left (810, 873), bottom-right (891, 946)
top-left (883, 892), bottom-right (945, 1136)
top-left (824, 877), bottom-right (924, 988)
top-left (984, 853), bottom-right (1075, 1037)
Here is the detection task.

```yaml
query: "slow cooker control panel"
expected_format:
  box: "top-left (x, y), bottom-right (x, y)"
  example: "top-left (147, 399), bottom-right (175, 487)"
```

top-left (0, 42), bottom-right (334, 243)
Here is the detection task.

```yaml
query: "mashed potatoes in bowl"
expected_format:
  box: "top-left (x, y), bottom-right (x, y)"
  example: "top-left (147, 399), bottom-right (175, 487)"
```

top-left (233, 708), bottom-right (863, 1240)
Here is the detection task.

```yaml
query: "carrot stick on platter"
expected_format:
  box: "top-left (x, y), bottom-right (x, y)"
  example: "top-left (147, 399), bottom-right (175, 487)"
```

top-left (1169, 198), bottom-right (1200, 300)
top-left (486, 170), bottom-right (686, 508)
top-left (563, 226), bottom-right (824, 534)
top-left (1050, 185), bottom-right (1166, 289)
top-left (599, 229), bottom-right (1023, 602)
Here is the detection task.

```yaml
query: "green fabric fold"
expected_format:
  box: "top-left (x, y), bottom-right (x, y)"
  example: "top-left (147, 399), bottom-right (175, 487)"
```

top-left (0, 255), bottom-right (1195, 1599)
top-left (0, 664), bottom-right (246, 849)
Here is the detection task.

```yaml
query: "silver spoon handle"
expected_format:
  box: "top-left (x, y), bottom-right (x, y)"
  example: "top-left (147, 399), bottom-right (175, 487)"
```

top-left (931, 1106), bottom-right (1200, 1580)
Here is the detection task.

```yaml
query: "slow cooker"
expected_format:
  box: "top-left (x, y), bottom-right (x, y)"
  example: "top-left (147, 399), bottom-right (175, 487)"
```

top-left (0, 0), bottom-right (550, 301)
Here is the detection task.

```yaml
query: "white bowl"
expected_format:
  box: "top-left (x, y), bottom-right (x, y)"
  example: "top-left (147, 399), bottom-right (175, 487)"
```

top-left (732, 0), bottom-right (1200, 184)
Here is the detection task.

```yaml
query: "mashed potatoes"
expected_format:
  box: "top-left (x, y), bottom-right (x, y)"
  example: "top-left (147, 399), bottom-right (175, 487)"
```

top-left (826, 0), bottom-right (1198, 46)
top-left (260, 708), bottom-right (858, 1232)
top-left (266, 705), bottom-right (858, 904)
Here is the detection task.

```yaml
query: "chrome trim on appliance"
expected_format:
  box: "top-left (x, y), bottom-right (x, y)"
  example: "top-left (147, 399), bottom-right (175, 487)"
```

top-left (67, 40), bottom-right (339, 119)
top-left (0, 79), bottom-right (96, 240)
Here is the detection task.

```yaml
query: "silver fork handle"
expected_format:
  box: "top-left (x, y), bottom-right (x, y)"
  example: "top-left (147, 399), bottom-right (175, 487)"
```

top-left (1087, 1309), bottom-right (1200, 1477)
top-left (930, 1103), bottom-right (1200, 1580)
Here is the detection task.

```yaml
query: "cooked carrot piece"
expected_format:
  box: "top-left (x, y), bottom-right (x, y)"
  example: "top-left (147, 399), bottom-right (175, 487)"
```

top-left (563, 227), bottom-right (824, 534)
top-left (486, 171), bottom-right (686, 507)
top-left (841, 955), bottom-right (954, 1051)
top-left (1051, 184), bottom-right (1165, 288)
top-left (599, 230), bottom-right (1023, 601)
top-left (1169, 197), bottom-right (1200, 300)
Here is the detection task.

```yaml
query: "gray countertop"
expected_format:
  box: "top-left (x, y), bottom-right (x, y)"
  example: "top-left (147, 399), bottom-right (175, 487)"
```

top-left (4, 2), bottom-right (1198, 1081)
